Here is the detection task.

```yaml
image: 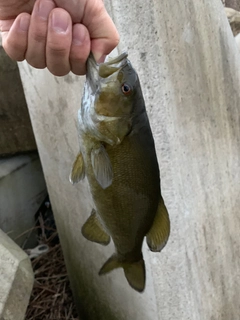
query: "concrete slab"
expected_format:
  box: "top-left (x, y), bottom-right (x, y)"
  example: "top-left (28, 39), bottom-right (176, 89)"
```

top-left (0, 229), bottom-right (34, 320)
top-left (0, 153), bottom-right (47, 247)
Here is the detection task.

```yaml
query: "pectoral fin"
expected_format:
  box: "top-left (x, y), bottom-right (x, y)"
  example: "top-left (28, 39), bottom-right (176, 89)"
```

top-left (81, 209), bottom-right (110, 246)
top-left (99, 255), bottom-right (146, 292)
top-left (146, 197), bottom-right (170, 252)
top-left (91, 145), bottom-right (113, 189)
top-left (70, 152), bottom-right (85, 184)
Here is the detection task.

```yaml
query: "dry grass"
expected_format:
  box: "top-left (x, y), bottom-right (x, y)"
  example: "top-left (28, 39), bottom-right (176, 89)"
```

top-left (25, 210), bottom-right (79, 320)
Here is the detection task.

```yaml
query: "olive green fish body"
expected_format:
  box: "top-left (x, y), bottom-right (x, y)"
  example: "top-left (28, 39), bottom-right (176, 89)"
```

top-left (70, 53), bottom-right (170, 292)
top-left (83, 116), bottom-right (160, 261)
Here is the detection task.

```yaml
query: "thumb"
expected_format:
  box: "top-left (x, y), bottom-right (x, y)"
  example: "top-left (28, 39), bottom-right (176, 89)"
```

top-left (83, 2), bottom-right (119, 61)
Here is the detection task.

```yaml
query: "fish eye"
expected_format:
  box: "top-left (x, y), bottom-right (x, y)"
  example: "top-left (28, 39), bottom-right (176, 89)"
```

top-left (121, 83), bottom-right (132, 95)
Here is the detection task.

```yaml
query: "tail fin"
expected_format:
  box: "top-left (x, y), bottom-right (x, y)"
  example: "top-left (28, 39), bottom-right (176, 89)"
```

top-left (99, 254), bottom-right (146, 292)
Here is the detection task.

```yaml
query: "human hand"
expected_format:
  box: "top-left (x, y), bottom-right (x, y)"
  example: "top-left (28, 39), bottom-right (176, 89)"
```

top-left (0, 0), bottom-right (119, 76)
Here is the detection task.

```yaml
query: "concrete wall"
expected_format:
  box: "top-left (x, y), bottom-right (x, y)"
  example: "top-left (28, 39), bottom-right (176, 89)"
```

top-left (225, 0), bottom-right (240, 10)
top-left (0, 38), bottom-right (37, 156)
top-left (19, 0), bottom-right (240, 319)
top-left (0, 229), bottom-right (34, 320)
top-left (0, 153), bottom-right (47, 247)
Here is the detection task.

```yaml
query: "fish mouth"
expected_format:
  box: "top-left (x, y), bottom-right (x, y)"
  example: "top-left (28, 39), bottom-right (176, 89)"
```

top-left (86, 52), bottom-right (128, 92)
top-left (103, 52), bottom-right (128, 68)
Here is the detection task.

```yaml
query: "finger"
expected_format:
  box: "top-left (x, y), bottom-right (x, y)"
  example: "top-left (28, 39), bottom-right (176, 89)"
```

top-left (83, 2), bottom-right (119, 61)
top-left (0, 19), bottom-right (14, 33)
top-left (0, 19), bottom-right (14, 47)
top-left (26, 0), bottom-right (55, 68)
top-left (70, 24), bottom-right (90, 75)
top-left (54, 0), bottom-right (119, 61)
top-left (1, 13), bottom-right (30, 61)
top-left (46, 8), bottom-right (72, 76)
top-left (53, 0), bottom-right (85, 23)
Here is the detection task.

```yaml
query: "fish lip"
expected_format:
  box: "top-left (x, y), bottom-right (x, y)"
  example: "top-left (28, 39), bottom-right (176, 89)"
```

top-left (103, 52), bottom-right (128, 68)
top-left (86, 52), bottom-right (129, 93)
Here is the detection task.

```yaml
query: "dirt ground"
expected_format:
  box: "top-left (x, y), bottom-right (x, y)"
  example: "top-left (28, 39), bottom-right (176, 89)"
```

top-left (25, 197), bottom-right (79, 320)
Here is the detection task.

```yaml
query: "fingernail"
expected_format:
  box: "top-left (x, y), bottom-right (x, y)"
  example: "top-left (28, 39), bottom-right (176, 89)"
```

top-left (38, 0), bottom-right (54, 20)
top-left (51, 11), bottom-right (69, 33)
top-left (94, 53), bottom-right (107, 63)
top-left (19, 16), bottom-right (30, 32)
top-left (72, 27), bottom-right (86, 46)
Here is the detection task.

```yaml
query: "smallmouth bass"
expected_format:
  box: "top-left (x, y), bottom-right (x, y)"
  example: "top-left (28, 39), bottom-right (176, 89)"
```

top-left (70, 52), bottom-right (170, 292)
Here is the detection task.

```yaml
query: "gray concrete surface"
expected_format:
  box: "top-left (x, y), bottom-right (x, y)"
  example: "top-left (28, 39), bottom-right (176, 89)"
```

top-left (225, 0), bottom-right (240, 10)
top-left (0, 38), bottom-right (37, 156)
top-left (18, 0), bottom-right (240, 319)
top-left (0, 229), bottom-right (34, 320)
top-left (0, 153), bottom-right (47, 247)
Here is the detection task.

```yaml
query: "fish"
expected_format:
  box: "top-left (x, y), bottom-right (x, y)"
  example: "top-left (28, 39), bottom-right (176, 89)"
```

top-left (70, 52), bottom-right (170, 292)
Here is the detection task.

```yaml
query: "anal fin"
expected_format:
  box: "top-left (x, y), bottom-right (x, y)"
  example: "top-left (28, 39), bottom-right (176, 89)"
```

top-left (70, 152), bottom-right (85, 184)
top-left (146, 197), bottom-right (170, 252)
top-left (82, 209), bottom-right (110, 246)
